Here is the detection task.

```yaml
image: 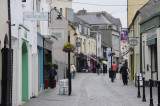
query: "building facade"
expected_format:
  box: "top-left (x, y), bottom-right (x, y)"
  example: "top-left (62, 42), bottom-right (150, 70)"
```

top-left (127, 0), bottom-right (149, 27)
top-left (0, 0), bottom-right (9, 104)
top-left (11, 0), bottom-right (38, 105)
top-left (140, 0), bottom-right (160, 86)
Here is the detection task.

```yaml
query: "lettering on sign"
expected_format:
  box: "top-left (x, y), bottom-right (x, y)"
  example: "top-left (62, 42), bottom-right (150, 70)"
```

top-left (24, 12), bottom-right (48, 21)
top-left (129, 38), bottom-right (138, 47)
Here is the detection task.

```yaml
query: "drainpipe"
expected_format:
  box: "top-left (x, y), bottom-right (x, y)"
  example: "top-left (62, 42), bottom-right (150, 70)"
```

top-left (8, 0), bottom-right (11, 48)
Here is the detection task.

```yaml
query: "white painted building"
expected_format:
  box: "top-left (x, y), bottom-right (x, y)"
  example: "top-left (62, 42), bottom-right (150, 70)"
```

top-left (11, 1), bottom-right (38, 106)
top-left (0, 0), bottom-right (9, 104)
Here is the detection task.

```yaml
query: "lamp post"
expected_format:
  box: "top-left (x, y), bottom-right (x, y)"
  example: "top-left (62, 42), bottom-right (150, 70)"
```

top-left (68, 34), bottom-right (71, 95)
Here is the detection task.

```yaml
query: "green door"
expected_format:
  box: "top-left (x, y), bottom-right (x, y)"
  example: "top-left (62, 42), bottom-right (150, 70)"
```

top-left (130, 54), bottom-right (134, 81)
top-left (22, 41), bottom-right (28, 101)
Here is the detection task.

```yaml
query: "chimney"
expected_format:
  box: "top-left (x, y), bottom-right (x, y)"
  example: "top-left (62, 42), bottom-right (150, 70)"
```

top-left (77, 9), bottom-right (87, 15)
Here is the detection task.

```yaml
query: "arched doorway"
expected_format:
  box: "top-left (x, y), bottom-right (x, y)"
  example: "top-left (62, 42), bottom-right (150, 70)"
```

top-left (22, 41), bottom-right (28, 101)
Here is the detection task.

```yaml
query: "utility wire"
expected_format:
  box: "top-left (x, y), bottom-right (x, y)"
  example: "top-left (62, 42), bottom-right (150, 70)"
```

top-left (56, 0), bottom-right (146, 7)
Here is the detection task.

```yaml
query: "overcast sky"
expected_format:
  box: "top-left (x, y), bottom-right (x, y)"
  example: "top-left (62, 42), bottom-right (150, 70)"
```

top-left (72, 0), bottom-right (127, 28)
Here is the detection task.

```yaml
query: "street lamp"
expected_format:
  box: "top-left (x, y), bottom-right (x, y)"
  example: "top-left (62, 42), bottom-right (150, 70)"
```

top-left (68, 26), bottom-right (77, 95)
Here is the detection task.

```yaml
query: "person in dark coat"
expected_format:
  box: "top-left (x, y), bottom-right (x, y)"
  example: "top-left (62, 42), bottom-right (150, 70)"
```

top-left (49, 66), bottom-right (57, 88)
top-left (120, 63), bottom-right (128, 85)
top-left (96, 62), bottom-right (100, 75)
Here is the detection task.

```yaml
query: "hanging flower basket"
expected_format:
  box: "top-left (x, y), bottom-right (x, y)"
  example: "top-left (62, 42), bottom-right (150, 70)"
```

top-left (63, 42), bottom-right (75, 53)
top-left (108, 51), bottom-right (116, 56)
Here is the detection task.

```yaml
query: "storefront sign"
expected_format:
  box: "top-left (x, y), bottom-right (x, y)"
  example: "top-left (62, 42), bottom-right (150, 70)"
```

top-left (76, 42), bottom-right (81, 47)
top-left (24, 12), bottom-right (48, 21)
top-left (121, 28), bottom-right (128, 42)
top-left (129, 38), bottom-right (138, 47)
top-left (146, 27), bottom-right (157, 41)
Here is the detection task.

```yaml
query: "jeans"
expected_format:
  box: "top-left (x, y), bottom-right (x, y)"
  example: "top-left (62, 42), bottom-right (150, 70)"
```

top-left (71, 72), bottom-right (74, 79)
top-left (97, 68), bottom-right (100, 75)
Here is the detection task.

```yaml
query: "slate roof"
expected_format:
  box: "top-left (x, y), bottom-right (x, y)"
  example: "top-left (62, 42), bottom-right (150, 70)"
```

top-left (76, 13), bottom-right (111, 25)
top-left (75, 11), bottom-right (121, 26)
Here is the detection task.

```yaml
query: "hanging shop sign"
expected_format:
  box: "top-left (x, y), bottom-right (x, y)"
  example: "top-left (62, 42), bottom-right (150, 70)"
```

top-left (76, 42), bottom-right (81, 47)
top-left (24, 12), bottom-right (48, 21)
top-left (129, 38), bottom-right (138, 47)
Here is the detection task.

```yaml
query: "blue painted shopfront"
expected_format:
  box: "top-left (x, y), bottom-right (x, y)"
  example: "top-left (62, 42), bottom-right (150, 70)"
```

top-left (37, 33), bottom-right (44, 91)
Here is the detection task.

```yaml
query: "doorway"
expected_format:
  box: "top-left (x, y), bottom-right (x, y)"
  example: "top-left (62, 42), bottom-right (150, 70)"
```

top-left (22, 41), bottom-right (28, 101)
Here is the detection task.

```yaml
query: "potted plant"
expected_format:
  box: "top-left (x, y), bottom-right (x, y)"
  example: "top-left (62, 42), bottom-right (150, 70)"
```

top-left (63, 42), bottom-right (75, 53)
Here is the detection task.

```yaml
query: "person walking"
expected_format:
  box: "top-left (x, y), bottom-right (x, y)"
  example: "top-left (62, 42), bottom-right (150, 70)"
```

top-left (96, 62), bottom-right (100, 75)
top-left (120, 63), bottom-right (128, 85)
top-left (112, 62), bottom-right (117, 79)
top-left (71, 64), bottom-right (76, 79)
top-left (49, 66), bottom-right (57, 88)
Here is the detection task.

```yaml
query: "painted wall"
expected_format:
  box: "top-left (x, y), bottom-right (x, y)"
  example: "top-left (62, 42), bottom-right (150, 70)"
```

top-left (50, 10), bottom-right (68, 64)
top-left (11, 0), bottom-right (38, 106)
top-left (51, 0), bottom-right (72, 18)
top-left (0, 0), bottom-right (9, 103)
top-left (127, 0), bottom-right (149, 26)
top-left (37, 33), bottom-right (44, 91)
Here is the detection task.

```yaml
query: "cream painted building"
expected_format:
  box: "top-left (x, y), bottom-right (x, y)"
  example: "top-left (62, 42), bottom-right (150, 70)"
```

top-left (51, 0), bottom-right (72, 18)
top-left (0, 0), bottom-right (9, 104)
top-left (127, 0), bottom-right (149, 27)
top-left (128, 12), bottom-right (141, 81)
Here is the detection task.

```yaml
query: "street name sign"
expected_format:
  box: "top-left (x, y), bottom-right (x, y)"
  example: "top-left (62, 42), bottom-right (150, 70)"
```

top-left (24, 12), bottom-right (48, 21)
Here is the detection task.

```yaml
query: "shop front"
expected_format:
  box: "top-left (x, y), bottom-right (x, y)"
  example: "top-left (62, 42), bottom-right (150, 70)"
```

top-left (140, 14), bottom-right (160, 86)
top-left (43, 39), bottom-right (52, 89)
top-left (37, 33), bottom-right (44, 92)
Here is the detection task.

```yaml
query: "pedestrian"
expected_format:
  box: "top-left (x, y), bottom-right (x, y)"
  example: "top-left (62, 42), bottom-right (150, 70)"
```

top-left (49, 66), bottom-right (57, 88)
top-left (118, 62), bottom-right (123, 79)
top-left (71, 64), bottom-right (76, 79)
top-left (120, 63), bottom-right (129, 85)
top-left (96, 62), bottom-right (100, 75)
top-left (112, 62), bottom-right (117, 79)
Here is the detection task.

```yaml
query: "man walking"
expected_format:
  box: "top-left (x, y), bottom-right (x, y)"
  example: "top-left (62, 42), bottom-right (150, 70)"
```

top-left (120, 63), bottom-right (128, 85)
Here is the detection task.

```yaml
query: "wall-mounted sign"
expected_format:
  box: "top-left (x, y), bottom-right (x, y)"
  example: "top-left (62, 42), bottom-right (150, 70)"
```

top-left (50, 29), bottom-right (64, 39)
top-left (76, 42), bottom-right (81, 47)
top-left (129, 38), bottom-right (138, 47)
top-left (146, 27), bottom-right (157, 41)
top-left (24, 12), bottom-right (48, 21)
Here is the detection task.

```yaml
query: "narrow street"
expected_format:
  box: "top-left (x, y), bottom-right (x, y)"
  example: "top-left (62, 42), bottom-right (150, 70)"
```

top-left (23, 73), bottom-right (157, 106)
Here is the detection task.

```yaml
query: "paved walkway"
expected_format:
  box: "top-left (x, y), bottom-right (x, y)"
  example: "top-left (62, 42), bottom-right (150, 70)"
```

top-left (23, 73), bottom-right (158, 106)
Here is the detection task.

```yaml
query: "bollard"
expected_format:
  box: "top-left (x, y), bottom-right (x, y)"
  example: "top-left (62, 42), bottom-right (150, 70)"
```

top-left (149, 79), bottom-right (154, 106)
top-left (157, 81), bottom-right (160, 106)
top-left (137, 76), bottom-right (141, 98)
top-left (142, 77), bottom-right (146, 102)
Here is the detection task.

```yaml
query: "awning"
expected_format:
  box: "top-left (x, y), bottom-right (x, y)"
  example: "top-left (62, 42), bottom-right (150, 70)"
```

top-left (88, 55), bottom-right (97, 61)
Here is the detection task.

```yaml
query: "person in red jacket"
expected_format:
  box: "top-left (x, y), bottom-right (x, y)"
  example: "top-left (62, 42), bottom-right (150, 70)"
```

top-left (112, 62), bottom-right (117, 79)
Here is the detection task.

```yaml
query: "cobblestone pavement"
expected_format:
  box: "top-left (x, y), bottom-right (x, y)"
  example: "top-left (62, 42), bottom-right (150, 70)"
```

top-left (23, 73), bottom-right (158, 106)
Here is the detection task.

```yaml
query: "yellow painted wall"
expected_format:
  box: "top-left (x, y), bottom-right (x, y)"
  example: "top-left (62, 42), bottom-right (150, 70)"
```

top-left (128, 0), bottom-right (149, 27)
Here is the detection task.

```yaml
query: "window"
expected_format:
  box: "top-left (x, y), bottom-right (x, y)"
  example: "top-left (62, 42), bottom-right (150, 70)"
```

top-left (88, 28), bottom-right (90, 35)
top-left (143, 41), bottom-right (145, 69)
top-left (60, 8), bottom-right (62, 15)
top-left (84, 27), bottom-right (87, 35)
top-left (79, 24), bottom-right (82, 33)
